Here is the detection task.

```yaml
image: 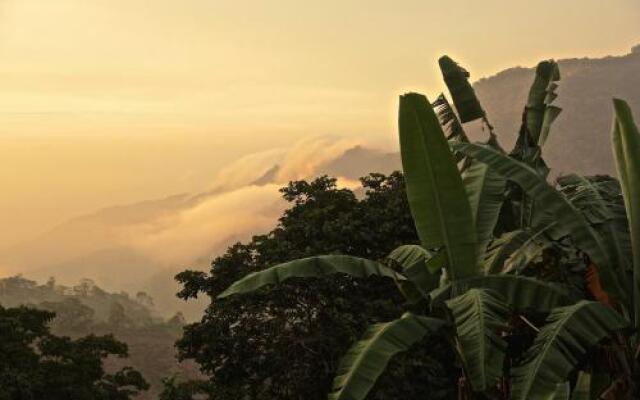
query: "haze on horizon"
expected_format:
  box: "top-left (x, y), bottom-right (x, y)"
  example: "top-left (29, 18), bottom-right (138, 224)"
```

top-left (0, 0), bottom-right (639, 247)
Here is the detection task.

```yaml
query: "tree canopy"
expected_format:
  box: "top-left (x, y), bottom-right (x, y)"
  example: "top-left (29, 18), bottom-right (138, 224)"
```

top-left (172, 173), bottom-right (458, 399)
top-left (0, 305), bottom-right (149, 400)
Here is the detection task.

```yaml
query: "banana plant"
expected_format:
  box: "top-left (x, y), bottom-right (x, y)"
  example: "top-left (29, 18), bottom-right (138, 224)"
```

top-left (217, 57), bottom-right (639, 399)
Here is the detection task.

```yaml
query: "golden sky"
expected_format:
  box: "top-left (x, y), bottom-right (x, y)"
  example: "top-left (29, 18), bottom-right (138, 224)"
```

top-left (0, 0), bottom-right (639, 246)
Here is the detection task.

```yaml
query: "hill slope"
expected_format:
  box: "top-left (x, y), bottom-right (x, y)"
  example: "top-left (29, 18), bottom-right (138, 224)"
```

top-left (474, 44), bottom-right (640, 175)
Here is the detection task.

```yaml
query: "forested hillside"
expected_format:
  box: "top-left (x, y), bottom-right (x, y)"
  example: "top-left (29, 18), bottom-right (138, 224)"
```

top-left (474, 44), bottom-right (640, 175)
top-left (0, 276), bottom-right (200, 399)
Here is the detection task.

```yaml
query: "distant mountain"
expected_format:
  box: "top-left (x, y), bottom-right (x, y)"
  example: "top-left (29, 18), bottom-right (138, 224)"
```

top-left (473, 44), bottom-right (640, 176)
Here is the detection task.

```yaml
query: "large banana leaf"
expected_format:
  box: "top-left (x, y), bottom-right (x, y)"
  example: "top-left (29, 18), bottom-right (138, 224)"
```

top-left (483, 230), bottom-right (532, 274)
top-left (446, 289), bottom-right (509, 392)
top-left (431, 275), bottom-right (571, 313)
top-left (328, 313), bottom-right (445, 400)
top-left (218, 255), bottom-right (402, 299)
top-left (502, 225), bottom-right (553, 274)
top-left (387, 245), bottom-right (437, 273)
top-left (386, 245), bottom-right (442, 299)
top-left (611, 98), bottom-right (640, 329)
top-left (399, 93), bottom-right (477, 280)
top-left (510, 61), bottom-right (561, 220)
top-left (454, 142), bottom-right (626, 300)
top-left (438, 56), bottom-right (485, 123)
top-left (462, 159), bottom-right (506, 263)
top-left (557, 174), bottom-right (614, 224)
top-left (510, 60), bottom-right (561, 160)
top-left (511, 301), bottom-right (627, 400)
top-left (483, 225), bottom-right (553, 274)
top-left (557, 174), bottom-right (631, 277)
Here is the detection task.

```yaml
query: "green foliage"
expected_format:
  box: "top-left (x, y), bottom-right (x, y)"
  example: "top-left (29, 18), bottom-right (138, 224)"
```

top-left (433, 275), bottom-right (572, 313)
top-left (510, 301), bottom-right (627, 400)
top-left (0, 276), bottom-right (159, 330)
top-left (454, 142), bottom-right (627, 300)
top-left (399, 92), bottom-right (477, 279)
top-left (0, 305), bottom-right (149, 400)
top-left (0, 276), bottom-right (193, 399)
top-left (445, 289), bottom-right (508, 392)
top-left (611, 98), bottom-right (640, 330)
top-left (386, 244), bottom-right (441, 300)
top-left (462, 159), bottom-right (506, 262)
top-left (438, 56), bottom-right (485, 123)
top-left (218, 255), bottom-right (402, 299)
top-left (329, 313), bottom-right (445, 400)
top-left (159, 376), bottom-right (212, 400)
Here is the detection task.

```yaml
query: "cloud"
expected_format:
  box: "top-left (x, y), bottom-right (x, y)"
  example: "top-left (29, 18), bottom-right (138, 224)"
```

top-left (0, 135), bottom-right (393, 316)
top-left (124, 136), bottom-right (366, 266)
top-left (211, 148), bottom-right (286, 190)
top-left (128, 183), bottom-right (285, 266)
top-left (275, 136), bottom-right (363, 181)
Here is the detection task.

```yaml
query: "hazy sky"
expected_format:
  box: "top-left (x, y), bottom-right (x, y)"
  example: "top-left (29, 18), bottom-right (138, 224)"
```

top-left (0, 0), bottom-right (639, 246)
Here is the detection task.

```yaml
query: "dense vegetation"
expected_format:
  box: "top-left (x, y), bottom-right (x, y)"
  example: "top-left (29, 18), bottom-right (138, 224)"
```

top-left (0, 305), bottom-right (148, 399)
top-left (0, 276), bottom-right (199, 399)
top-left (175, 56), bottom-right (640, 400)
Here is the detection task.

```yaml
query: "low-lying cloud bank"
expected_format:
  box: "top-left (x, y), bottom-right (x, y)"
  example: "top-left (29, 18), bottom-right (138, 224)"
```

top-left (0, 136), bottom-right (399, 316)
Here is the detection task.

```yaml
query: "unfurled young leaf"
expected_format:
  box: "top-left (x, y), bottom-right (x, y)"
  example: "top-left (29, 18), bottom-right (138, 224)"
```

top-left (511, 60), bottom-right (562, 179)
top-left (438, 56), bottom-right (485, 123)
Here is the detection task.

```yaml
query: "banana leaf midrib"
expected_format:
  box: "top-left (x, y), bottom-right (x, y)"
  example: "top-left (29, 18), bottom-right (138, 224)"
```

top-left (407, 102), bottom-right (456, 271)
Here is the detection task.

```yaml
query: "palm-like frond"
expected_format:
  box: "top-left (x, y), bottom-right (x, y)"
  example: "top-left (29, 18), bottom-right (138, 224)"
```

top-left (526, 60), bottom-right (561, 147)
top-left (432, 93), bottom-right (469, 143)
top-left (557, 174), bottom-right (632, 300)
top-left (432, 275), bottom-right (571, 313)
top-left (511, 61), bottom-right (561, 170)
top-left (328, 313), bottom-right (445, 400)
top-left (453, 142), bottom-right (627, 301)
top-left (399, 93), bottom-right (477, 280)
top-left (446, 289), bottom-right (509, 392)
top-left (386, 245), bottom-right (442, 299)
top-left (511, 301), bottom-right (627, 400)
top-left (501, 225), bottom-right (553, 274)
top-left (482, 225), bottom-right (553, 274)
top-left (218, 255), bottom-right (403, 298)
top-left (463, 159), bottom-right (506, 263)
top-left (611, 98), bottom-right (640, 329)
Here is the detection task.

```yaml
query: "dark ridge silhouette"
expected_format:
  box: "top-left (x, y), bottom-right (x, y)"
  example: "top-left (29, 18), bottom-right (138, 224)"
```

top-left (473, 44), bottom-right (640, 176)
